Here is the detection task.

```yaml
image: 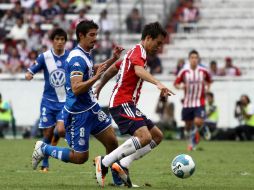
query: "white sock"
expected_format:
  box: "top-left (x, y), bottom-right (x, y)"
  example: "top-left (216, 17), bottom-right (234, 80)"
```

top-left (120, 140), bottom-right (157, 168)
top-left (102, 137), bottom-right (141, 167)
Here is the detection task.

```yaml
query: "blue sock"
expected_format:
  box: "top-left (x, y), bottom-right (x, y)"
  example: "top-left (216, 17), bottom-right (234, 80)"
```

top-left (42, 138), bottom-right (50, 168)
top-left (42, 144), bottom-right (71, 163)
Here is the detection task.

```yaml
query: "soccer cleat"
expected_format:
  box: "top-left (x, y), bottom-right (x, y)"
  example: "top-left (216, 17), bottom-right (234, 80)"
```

top-left (94, 156), bottom-right (108, 187)
top-left (39, 166), bottom-right (49, 173)
top-left (111, 167), bottom-right (124, 186)
top-left (112, 162), bottom-right (132, 188)
top-left (187, 144), bottom-right (193, 151)
top-left (32, 141), bottom-right (45, 170)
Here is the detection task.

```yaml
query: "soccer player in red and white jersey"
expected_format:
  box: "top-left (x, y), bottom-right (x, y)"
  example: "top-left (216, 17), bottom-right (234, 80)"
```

top-left (94, 22), bottom-right (174, 187)
top-left (174, 50), bottom-right (212, 151)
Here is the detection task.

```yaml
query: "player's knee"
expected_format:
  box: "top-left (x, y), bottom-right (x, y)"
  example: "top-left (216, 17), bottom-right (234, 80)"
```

top-left (153, 130), bottom-right (163, 145)
top-left (139, 133), bottom-right (152, 147)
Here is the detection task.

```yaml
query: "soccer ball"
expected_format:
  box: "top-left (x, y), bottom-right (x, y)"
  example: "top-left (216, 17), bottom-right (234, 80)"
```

top-left (171, 154), bottom-right (195, 179)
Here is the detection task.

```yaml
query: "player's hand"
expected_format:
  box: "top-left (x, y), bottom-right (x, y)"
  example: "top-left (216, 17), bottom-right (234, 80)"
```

top-left (112, 46), bottom-right (125, 60)
top-left (94, 82), bottom-right (102, 99)
top-left (94, 63), bottom-right (106, 80)
top-left (25, 72), bottom-right (33, 80)
top-left (157, 83), bottom-right (175, 96)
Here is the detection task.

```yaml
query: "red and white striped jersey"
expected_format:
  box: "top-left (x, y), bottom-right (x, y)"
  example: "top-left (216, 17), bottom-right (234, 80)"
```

top-left (109, 44), bottom-right (147, 108)
top-left (174, 65), bottom-right (212, 108)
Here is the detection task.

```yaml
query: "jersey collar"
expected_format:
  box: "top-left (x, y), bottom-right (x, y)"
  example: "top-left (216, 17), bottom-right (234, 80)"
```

top-left (51, 49), bottom-right (66, 57)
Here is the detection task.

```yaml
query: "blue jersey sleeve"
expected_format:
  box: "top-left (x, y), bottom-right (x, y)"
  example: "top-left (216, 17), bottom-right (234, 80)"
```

top-left (28, 53), bottom-right (45, 74)
top-left (68, 57), bottom-right (88, 78)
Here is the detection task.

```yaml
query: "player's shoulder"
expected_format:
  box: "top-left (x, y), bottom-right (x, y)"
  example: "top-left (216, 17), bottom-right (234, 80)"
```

top-left (197, 65), bottom-right (209, 73)
top-left (130, 44), bottom-right (146, 60)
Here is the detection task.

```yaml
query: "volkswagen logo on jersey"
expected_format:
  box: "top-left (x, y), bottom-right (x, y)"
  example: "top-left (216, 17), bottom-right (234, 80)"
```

top-left (50, 69), bottom-right (66, 87)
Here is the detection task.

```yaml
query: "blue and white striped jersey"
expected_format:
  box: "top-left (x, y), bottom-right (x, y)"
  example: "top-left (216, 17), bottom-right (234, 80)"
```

top-left (64, 45), bottom-right (97, 113)
top-left (28, 49), bottom-right (70, 102)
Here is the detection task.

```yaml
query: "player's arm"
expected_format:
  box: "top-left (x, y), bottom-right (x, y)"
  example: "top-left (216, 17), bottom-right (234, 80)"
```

top-left (134, 65), bottom-right (175, 96)
top-left (71, 64), bottom-right (106, 96)
top-left (94, 46), bottom-right (124, 72)
top-left (25, 54), bottom-right (44, 81)
top-left (95, 63), bottom-right (119, 99)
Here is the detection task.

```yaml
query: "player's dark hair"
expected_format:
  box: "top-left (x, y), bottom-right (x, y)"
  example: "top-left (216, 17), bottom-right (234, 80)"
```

top-left (189, 50), bottom-right (199, 58)
top-left (76, 20), bottom-right (99, 42)
top-left (49, 28), bottom-right (67, 41)
top-left (141, 22), bottom-right (167, 40)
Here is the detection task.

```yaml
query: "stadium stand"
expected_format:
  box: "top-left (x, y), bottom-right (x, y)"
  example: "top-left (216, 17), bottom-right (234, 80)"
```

top-left (161, 0), bottom-right (254, 75)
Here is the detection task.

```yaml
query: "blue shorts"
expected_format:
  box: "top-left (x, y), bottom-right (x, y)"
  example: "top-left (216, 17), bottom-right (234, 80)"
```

top-left (109, 103), bottom-right (154, 136)
top-left (39, 98), bottom-right (64, 129)
top-left (64, 104), bottom-right (111, 152)
top-left (182, 106), bottom-right (206, 121)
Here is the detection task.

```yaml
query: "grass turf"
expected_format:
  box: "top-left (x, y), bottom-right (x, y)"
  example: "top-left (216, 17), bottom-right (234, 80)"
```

top-left (0, 139), bottom-right (253, 190)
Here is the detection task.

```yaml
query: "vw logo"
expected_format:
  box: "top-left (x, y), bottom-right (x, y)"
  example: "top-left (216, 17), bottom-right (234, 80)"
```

top-left (50, 69), bottom-right (66, 87)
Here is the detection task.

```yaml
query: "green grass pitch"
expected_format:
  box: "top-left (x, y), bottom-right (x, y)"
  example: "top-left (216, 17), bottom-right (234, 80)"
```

top-left (0, 139), bottom-right (253, 190)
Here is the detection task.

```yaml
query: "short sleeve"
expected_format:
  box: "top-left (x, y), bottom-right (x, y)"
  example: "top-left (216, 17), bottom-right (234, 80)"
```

top-left (129, 46), bottom-right (146, 67)
top-left (205, 70), bottom-right (212, 83)
top-left (69, 57), bottom-right (87, 78)
top-left (115, 60), bottom-right (122, 69)
top-left (247, 104), bottom-right (254, 115)
top-left (28, 53), bottom-right (44, 74)
top-left (174, 70), bottom-right (185, 85)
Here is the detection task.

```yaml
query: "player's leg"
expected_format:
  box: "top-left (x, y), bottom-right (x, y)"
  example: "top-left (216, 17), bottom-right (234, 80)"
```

top-left (32, 109), bottom-right (91, 169)
top-left (119, 125), bottom-right (163, 169)
top-left (51, 120), bottom-right (65, 146)
top-left (94, 126), bottom-right (123, 186)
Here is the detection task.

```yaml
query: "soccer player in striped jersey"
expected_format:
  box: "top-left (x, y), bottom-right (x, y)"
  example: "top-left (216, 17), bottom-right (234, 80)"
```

top-left (25, 28), bottom-right (69, 172)
top-left (31, 20), bottom-right (124, 187)
top-left (94, 22), bottom-right (175, 187)
top-left (174, 50), bottom-right (212, 150)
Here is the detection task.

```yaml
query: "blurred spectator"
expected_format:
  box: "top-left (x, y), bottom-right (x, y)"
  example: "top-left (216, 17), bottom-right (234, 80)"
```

top-left (8, 17), bottom-right (28, 41)
top-left (42, 0), bottom-right (60, 23)
top-left (23, 50), bottom-right (38, 69)
top-left (6, 48), bottom-right (23, 74)
top-left (126, 8), bottom-right (144, 33)
top-left (12, 1), bottom-right (25, 18)
top-left (0, 60), bottom-right (7, 73)
top-left (30, 6), bottom-right (43, 24)
top-left (209, 60), bottom-right (224, 76)
top-left (92, 31), bottom-right (115, 62)
top-left (203, 92), bottom-right (219, 140)
top-left (147, 55), bottom-right (163, 75)
top-left (0, 93), bottom-right (12, 138)
top-left (56, 0), bottom-right (73, 13)
top-left (54, 11), bottom-right (71, 31)
top-left (235, 95), bottom-right (254, 140)
top-left (0, 10), bottom-right (16, 33)
top-left (25, 26), bottom-right (41, 51)
top-left (221, 57), bottom-right (241, 76)
top-left (98, 9), bottom-right (114, 33)
top-left (156, 94), bottom-right (177, 139)
top-left (170, 58), bottom-right (185, 75)
top-left (71, 8), bottom-right (87, 30)
top-left (65, 29), bottom-right (76, 50)
top-left (179, 1), bottom-right (200, 32)
top-left (17, 40), bottom-right (29, 62)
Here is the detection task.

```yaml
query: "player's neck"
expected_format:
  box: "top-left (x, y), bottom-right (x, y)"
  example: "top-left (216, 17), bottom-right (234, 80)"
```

top-left (190, 65), bottom-right (197, 70)
top-left (78, 43), bottom-right (90, 53)
top-left (53, 49), bottom-right (64, 56)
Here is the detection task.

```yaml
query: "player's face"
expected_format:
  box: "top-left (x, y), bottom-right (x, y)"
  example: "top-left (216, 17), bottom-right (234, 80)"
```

top-left (189, 53), bottom-right (199, 68)
top-left (146, 34), bottom-right (165, 55)
top-left (82, 29), bottom-right (98, 51)
top-left (52, 35), bottom-right (66, 51)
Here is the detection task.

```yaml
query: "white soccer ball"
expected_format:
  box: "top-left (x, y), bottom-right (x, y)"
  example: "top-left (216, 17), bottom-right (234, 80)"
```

top-left (171, 154), bottom-right (195, 178)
